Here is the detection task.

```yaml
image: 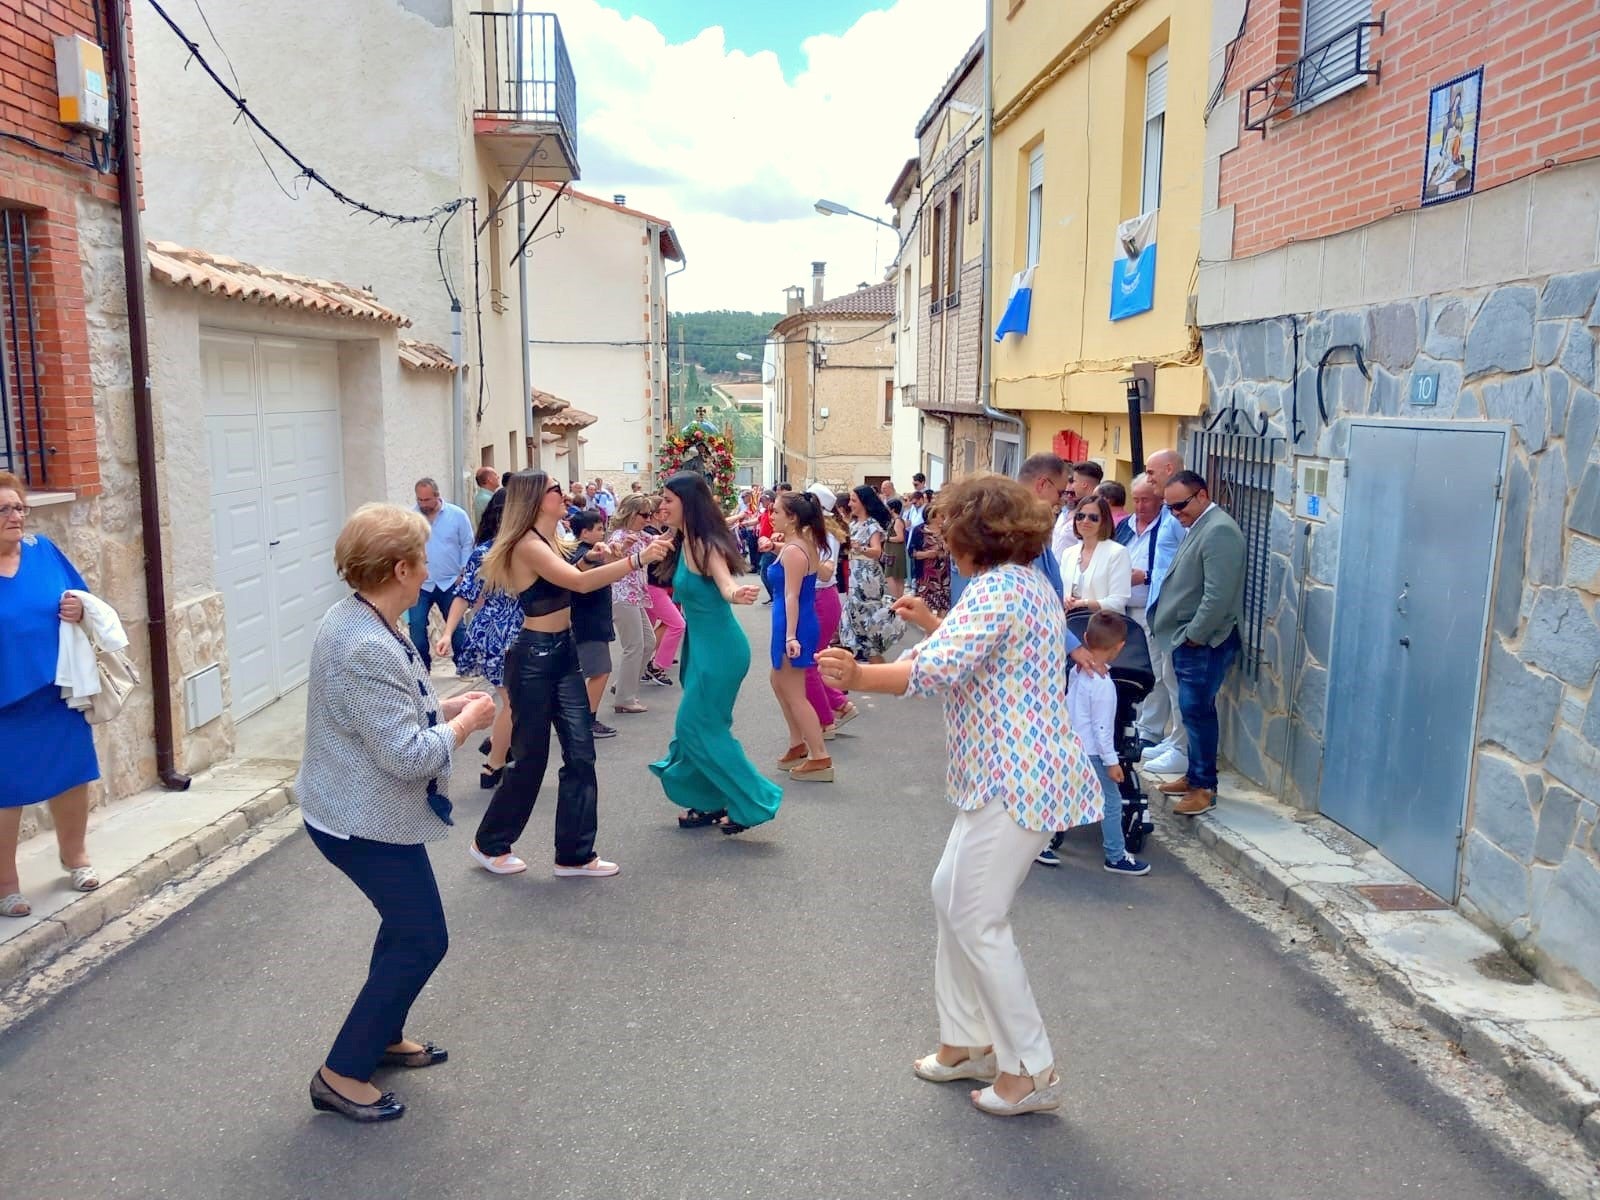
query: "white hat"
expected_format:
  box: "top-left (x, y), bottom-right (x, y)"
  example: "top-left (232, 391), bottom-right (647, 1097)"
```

top-left (806, 483), bottom-right (836, 512)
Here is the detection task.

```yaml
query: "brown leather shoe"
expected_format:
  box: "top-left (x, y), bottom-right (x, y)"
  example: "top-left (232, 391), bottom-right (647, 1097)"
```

top-left (1172, 789), bottom-right (1216, 816)
top-left (790, 756), bottom-right (834, 782)
top-left (1157, 776), bottom-right (1192, 795)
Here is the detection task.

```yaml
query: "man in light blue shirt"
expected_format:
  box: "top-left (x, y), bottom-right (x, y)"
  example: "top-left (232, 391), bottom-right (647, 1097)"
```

top-left (1139, 449), bottom-right (1191, 773)
top-left (409, 477), bottom-right (475, 671)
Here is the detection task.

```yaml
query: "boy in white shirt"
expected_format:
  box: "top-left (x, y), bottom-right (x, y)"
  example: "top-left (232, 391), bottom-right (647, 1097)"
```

top-left (1040, 611), bottom-right (1151, 875)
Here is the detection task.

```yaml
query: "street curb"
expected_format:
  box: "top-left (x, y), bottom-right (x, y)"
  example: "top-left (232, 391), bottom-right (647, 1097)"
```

top-left (1151, 789), bottom-right (1600, 1155)
top-left (0, 783), bottom-right (297, 993)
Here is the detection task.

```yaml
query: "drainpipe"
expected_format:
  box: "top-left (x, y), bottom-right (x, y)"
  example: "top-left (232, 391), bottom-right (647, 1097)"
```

top-left (450, 299), bottom-right (464, 505)
top-left (518, 183), bottom-right (533, 459)
top-left (978, 2), bottom-right (1026, 463)
top-left (108, 0), bottom-right (189, 791)
top-left (664, 247), bottom-right (687, 438)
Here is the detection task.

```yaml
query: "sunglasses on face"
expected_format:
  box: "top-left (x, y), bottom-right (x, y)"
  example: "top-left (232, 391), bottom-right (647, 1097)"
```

top-left (1073, 512), bottom-right (1101, 522)
top-left (547, 484), bottom-right (564, 495)
top-left (1167, 493), bottom-right (1201, 513)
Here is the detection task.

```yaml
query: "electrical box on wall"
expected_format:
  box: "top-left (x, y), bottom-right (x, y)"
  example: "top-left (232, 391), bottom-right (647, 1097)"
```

top-left (54, 35), bottom-right (110, 134)
top-left (1295, 459), bottom-right (1331, 521)
top-left (184, 665), bottom-right (224, 731)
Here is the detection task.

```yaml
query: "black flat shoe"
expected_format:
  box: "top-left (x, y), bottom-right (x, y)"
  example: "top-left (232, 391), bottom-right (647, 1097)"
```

top-left (379, 1041), bottom-right (448, 1069)
top-left (677, 808), bottom-right (727, 829)
top-left (309, 1070), bottom-right (405, 1123)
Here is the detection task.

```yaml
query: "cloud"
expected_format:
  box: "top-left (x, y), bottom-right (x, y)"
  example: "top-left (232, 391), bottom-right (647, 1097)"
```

top-left (554, 0), bottom-right (982, 311)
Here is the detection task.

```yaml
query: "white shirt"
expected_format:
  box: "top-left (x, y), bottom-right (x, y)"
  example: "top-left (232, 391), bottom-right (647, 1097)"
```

top-left (1068, 665), bottom-right (1119, 766)
top-left (1051, 508), bottom-right (1079, 564)
top-left (1123, 513), bottom-right (1161, 610)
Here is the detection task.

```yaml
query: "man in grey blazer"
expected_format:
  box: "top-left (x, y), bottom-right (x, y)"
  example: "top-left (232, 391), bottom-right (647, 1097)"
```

top-left (1147, 470), bottom-right (1245, 816)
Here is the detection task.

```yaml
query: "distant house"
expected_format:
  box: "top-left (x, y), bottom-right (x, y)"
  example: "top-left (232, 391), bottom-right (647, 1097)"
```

top-left (769, 267), bottom-right (896, 491)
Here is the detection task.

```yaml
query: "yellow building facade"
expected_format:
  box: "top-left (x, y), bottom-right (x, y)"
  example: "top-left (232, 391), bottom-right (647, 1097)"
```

top-left (989, 0), bottom-right (1209, 481)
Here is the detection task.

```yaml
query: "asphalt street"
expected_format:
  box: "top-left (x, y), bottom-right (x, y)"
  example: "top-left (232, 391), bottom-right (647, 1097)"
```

top-left (0, 601), bottom-right (1551, 1199)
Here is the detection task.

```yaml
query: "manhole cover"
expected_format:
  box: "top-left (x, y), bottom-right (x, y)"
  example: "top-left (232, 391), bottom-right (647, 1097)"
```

top-left (1355, 884), bottom-right (1450, 911)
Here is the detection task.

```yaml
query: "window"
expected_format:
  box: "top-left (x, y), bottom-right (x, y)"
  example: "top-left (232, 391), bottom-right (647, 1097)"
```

top-left (992, 431), bottom-right (1022, 478)
top-left (480, 444), bottom-right (495, 468)
top-left (946, 186), bottom-right (963, 306)
top-left (1025, 146), bottom-right (1044, 268)
top-left (883, 379), bottom-right (894, 426)
top-left (1300, 0), bottom-right (1373, 106)
top-left (1141, 48), bottom-right (1167, 215)
top-left (902, 267), bottom-right (912, 330)
top-left (0, 210), bottom-right (47, 485)
top-left (930, 201), bottom-right (945, 314)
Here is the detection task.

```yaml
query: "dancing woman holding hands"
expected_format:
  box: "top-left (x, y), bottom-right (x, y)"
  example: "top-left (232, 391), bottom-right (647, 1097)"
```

top-left (840, 484), bottom-right (904, 663)
top-left (470, 470), bottom-right (670, 878)
top-left (767, 490), bottom-right (833, 782)
top-left (650, 472), bottom-right (783, 835)
top-left (819, 474), bottom-right (1103, 1117)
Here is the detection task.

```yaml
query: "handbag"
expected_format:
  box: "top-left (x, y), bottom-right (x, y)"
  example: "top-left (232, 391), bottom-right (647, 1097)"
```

top-left (86, 631), bottom-right (139, 725)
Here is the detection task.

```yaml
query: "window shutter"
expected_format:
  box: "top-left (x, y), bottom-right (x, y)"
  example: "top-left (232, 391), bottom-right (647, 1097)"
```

top-left (1028, 146), bottom-right (1044, 191)
top-left (1145, 47), bottom-right (1169, 121)
top-left (1303, 0), bottom-right (1371, 52)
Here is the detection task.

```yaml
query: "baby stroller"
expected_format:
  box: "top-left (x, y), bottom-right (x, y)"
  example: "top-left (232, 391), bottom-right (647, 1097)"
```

top-left (1064, 611), bottom-right (1157, 854)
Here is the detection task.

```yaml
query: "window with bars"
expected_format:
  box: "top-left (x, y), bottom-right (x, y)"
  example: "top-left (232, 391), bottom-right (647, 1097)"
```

top-left (0, 209), bottom-right (49, 486)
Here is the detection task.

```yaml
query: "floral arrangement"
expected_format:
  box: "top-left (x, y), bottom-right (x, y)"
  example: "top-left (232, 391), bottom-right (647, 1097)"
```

top-left (657, 422), bottom-right (738, 509)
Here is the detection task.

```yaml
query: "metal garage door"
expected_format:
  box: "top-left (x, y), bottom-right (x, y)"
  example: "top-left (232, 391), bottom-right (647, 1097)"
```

top-left (203, 333), bottom-right (346, 718)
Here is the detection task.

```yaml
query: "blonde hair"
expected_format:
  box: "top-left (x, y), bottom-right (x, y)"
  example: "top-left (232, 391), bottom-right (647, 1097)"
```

top-left (334, 504), bottom-right (430, 592)
top-left (611, 492), bottom-right (655, 532)
top-left (480, 469), bottom-right (574, 591)
top-left (0, 470), bottom-right (24, 499)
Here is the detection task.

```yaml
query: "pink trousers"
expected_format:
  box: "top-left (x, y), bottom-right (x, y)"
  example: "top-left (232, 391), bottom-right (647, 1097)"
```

top-left (805, 584), bottom-right (848, 726)
top-left (646, 584), bottom-right (685, 671)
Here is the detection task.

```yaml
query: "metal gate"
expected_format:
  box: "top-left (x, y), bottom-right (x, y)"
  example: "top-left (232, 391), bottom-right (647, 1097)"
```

top-left (1321, 422), bottom-right (1505, 899)
top-left (1189, 408), bottom-right (1284, 679)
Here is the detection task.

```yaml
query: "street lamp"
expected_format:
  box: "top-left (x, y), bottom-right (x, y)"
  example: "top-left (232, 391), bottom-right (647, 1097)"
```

top-left (813, 198), bottom-right (899, 234)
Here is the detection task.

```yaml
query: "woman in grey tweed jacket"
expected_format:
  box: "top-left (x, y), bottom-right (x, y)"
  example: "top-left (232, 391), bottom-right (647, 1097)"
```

top-left (299, 504), bottom-right (496, 1125)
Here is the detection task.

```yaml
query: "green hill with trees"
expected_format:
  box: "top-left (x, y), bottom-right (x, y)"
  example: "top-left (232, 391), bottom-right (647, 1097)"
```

top-left (668, 310), bottom-right (780, 377)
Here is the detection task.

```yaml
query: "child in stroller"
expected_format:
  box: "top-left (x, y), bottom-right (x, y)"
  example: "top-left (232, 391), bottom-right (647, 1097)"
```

top-left (1038, 610), bottom-right (1157, 867)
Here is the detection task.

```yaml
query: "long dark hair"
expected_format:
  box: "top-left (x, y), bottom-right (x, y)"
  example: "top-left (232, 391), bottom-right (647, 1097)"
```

top-left (778, 490), bottom-right (827, 553)
top-left (482, 469), bottom-right (562, 591)
top-left (852, 484), bottom-right (892, 528)
top-left (664, 471), bottom-right (744, 574)
top-left (475, 488), bottom-right (506, 544)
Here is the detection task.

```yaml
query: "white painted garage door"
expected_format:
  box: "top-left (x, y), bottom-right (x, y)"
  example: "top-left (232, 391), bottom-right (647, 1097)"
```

top-left (203, 333), bottom-right (346, 719)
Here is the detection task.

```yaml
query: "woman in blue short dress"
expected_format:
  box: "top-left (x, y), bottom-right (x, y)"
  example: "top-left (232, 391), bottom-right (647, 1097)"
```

top-left (766, 490), bottom-right (832, 783)
top-left (0, 471), bottom-right (101, 917)
top-left (436, 490), bottom-right (522, 790)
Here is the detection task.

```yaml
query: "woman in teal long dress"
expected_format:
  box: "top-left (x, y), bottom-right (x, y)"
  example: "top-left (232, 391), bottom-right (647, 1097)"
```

top-left (649, 472), bottom-right (783, 835)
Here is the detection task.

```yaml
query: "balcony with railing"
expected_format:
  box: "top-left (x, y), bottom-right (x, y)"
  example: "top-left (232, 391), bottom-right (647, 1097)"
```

top-left (472, 10), bottom-right (580, 183)
top-left (1244, 17), bottom-right (1385, 136)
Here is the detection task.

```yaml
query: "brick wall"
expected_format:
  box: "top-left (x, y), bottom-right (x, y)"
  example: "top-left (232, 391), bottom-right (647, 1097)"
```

top-left (1220, 0), bottom-right (1600, 258)
top-left (0, 1), bottom-right (133, 493)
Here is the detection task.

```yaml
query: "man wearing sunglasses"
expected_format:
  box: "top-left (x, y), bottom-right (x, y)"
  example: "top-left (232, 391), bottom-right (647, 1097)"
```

top-left (1147, 470), bottom-right (1245, 816)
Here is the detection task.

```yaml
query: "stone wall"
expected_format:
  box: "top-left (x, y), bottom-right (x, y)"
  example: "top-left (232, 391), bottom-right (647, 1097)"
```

top-left (1199, 267), bottom-right (1600, 996)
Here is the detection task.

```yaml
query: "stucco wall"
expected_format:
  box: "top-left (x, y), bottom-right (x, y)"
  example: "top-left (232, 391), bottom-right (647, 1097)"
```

top-left (527, 195), bottom-right (661, 480)
top-left (991, 0), bottom-right (1207, 437)
top-left (133, 0), bottom-right (466, 349)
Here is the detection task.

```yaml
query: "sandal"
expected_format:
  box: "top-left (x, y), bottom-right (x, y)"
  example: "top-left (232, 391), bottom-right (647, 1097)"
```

top-left (913, 1049), bottom-right (997, 1083)
top-left (1, 893), bottom-right (31, 918)
top-left (834, 703), bottom-right (860, 727)
top-left (613, 702), bottom-right (648, 714)
top-left (63, 862), bottom-right (100, 892)
top-left (677, 808), bottom-right (727, 829)
top-left (776, 744), bottom-right (806, 767)
top-left (970, 1069), bottom-right (1062, 1116)
top-left (480, 765), bottom-right (506, 790)
top-left (717, 818), bottom-right (751, 837)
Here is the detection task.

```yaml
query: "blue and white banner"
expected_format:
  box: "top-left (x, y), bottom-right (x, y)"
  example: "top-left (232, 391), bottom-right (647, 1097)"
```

top-left (993, 266), bottom-right (1036, 341)
top-left (1110, 243), bottom-right (1157, 321)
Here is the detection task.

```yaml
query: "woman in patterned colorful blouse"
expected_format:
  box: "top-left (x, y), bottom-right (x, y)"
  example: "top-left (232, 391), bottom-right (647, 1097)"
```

top-left (819, 473), bottom-right (1102, 1119)
top-left (606, 493), bottom-right (658, 715)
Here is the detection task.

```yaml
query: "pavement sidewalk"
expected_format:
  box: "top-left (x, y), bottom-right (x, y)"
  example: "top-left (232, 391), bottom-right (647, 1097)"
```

top-left (1146, 765), bottom-right (1600, 1154)
top-left (0, 670), bottom-right (475, 987)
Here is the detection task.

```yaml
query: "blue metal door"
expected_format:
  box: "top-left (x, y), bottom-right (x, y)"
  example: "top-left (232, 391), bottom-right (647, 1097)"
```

top-left (1321, 423), bottom-right (1505, 899)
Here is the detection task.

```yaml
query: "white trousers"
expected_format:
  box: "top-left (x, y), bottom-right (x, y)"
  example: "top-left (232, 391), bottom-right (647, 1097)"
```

top-left (931, 800), bottom-right (1054, 1076)
top-left (1132, 605), bottom-right (1175, 746)
top-left (612, 603), bottom-right (654, 708)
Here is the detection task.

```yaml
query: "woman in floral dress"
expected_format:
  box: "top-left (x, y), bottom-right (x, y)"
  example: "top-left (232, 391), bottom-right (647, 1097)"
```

top-left (437, 490), bottom-right (522, 789)
top-left (916, 508), bottom-right (952, 616)
top-left (840, 485), bottom-right (904, 663)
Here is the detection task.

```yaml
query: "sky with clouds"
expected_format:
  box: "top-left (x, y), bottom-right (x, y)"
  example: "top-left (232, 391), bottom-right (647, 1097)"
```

top-left (551, 0), bottom-right (983, 313)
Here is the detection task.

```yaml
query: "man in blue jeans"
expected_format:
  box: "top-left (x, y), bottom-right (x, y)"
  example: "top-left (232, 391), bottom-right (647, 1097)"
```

top-left (409, 477), bottom-right (474, 672)
top-left (1146, 470), bottom-right (1245, 816)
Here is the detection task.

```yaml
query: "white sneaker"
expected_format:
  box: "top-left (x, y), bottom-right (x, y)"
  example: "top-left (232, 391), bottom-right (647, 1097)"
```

top-left (553, 856), bottom-right (620, 878)
top-left (470, 843), bottom-right (528, 875)
top-left (1138, 742), bottom-right (1167, 762)
top-left (1144, 747), bottom-right (1189, 776)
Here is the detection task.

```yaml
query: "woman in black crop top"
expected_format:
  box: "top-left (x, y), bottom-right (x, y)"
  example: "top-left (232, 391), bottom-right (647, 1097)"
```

top-left (469, 470), bottom-right (669, 880)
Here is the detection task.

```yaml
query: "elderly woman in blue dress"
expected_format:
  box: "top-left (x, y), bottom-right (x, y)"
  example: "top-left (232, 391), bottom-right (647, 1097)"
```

top-left (0, 471), bottom-right (101, 917)
top-left (299, 503), bottom-right (498, 1123)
